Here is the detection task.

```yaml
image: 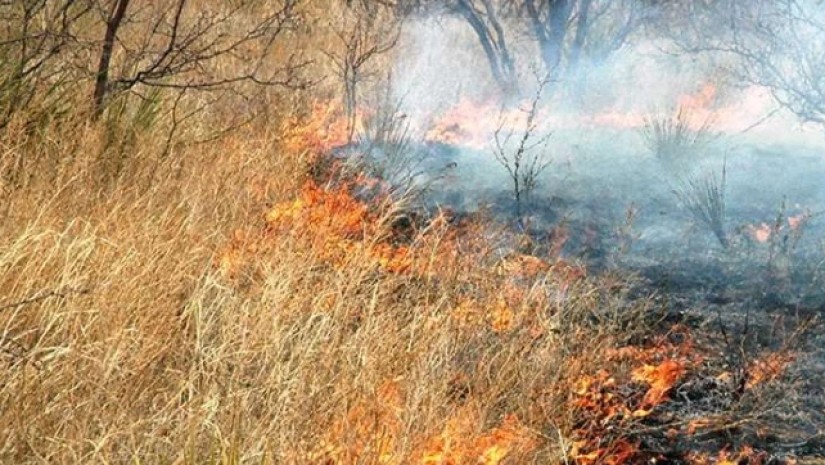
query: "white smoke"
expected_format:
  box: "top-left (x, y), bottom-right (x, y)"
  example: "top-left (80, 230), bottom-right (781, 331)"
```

top-left (380, 7), bottom-right (825, 265)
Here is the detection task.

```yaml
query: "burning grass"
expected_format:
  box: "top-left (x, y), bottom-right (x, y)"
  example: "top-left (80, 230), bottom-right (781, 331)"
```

top-left (0, 94), bottom-right (816, 465)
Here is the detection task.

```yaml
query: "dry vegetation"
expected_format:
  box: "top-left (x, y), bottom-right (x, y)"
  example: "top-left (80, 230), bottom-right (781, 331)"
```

top-left (641, 106), bottom-right (718, 169)
top-left (0, 100), bottom-right (648, 463)
top-left (0, 1), bottom-right (815, 464)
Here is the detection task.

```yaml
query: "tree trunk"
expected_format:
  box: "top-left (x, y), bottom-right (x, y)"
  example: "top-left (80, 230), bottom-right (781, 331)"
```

top-left (567, 0), bottom-right (592, 74)
top-left (543, 0), bottom-right (573, 79)
top-left (456, 0), bottom-right (518, 96)
top-left (92, 0), bottom-right (130, 119)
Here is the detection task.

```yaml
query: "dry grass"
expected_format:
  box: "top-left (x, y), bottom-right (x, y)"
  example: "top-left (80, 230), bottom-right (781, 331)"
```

top-left (673, 161), bottom-right (729, 249)
top-left (0, 6), bottom-right (807, 463)
top-left (641, 105), bottom-right (718, 170)
top-left (0, 81), bottom-right (804, 465)
top-left (0, 91), bottom-right (661, 464)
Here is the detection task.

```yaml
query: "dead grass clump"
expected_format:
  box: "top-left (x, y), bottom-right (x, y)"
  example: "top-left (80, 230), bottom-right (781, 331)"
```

top-left (673, 160), bottom-right (729, 249)
top-left (642, 105), bottom-right (718, 170)
top-left (0, 197), bottom-right (652, 464)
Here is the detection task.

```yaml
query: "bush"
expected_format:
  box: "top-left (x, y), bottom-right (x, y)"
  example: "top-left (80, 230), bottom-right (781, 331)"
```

top-left (673, 160), bottom-right (728, 248)
top-left (641, 105), bottom-right (718, 170)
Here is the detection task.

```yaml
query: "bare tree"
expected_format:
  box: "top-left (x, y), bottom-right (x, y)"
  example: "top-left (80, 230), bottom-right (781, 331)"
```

top-left (325, 2), bottom-right (401, 144)
top-left (396, 0), bottom-right (644, 96)
top-left (493, 71), bottom-right (553, 218)
top-left (0, 0), bottom-right (94, 127)
top-left (393, 0), bottom-right (518, 93)
top-left (673, 0), bottom-right (825, 128)
top-left (521, 0), bottom-right (644, 79)
top-left (89, 0), bottom-right (307, 118)
top-left (454, 0), bottom-right (518, 95)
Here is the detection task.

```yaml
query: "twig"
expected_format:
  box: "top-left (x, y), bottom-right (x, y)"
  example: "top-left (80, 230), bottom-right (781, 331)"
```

top-left (0, 287), bottom-right (90, 312)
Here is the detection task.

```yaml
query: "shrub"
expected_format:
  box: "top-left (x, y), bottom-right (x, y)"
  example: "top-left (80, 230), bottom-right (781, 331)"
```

top-left (673, 160), bottom-right (728, 248)
top-left (641, 105), bottom-right (718, 169)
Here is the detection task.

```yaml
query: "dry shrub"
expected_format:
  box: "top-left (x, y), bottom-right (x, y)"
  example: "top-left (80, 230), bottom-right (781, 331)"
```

top-left (673, 161), bottom-right (729, 249)
top-left (641, 105), bottom-right (718, 170)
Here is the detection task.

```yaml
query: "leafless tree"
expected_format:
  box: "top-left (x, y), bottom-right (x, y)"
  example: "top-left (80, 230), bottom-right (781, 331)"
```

top-left (89, 0), bottom-right (307, 118)
top-left (493, 71), bottom-right (553, 218)
top-left (396, 0), bottom-right (645, 96)
top-left (454, 0), bottom-right (518, 95)
top-left (0, 1), bottom-right (94, 127)
top-left (521, 0), bottom-right (644, 79)
top-left (1, 1), bottom-right (308, 121)
top-left (672, 0), bottom-right (825, 128)
top-left (395, 0), bottom-right (520, 93)
top-left (325, 2), bottom-right (401, 144)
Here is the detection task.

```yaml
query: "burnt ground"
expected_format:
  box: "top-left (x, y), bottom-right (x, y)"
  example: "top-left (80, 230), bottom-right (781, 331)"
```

top-left (397, 132), bottom-right (825, 461)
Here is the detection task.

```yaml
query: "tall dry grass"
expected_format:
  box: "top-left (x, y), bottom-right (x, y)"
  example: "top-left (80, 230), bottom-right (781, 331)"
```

top-left (0, 2), bottom-right (808, 463)
top-left (0, 89), bottom-right (657, 463)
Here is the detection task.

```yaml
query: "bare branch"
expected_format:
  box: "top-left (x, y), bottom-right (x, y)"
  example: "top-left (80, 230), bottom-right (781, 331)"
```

top-left (492, 71), bottom-right (553, 218)
top-left (90, 0), bottom-right (308, 116)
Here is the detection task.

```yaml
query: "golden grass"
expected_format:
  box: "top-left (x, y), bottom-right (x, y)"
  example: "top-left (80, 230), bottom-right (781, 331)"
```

top-left (0, 10), bottom-right (800, 460)
top-left (0, 94), bottom-right (658, 464)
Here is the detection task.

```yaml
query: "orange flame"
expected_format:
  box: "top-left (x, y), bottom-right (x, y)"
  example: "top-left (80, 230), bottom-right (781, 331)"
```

top-left (424, 99), bottom-right (502, 149)
top-left (746, 352), bottom-right (795, 389)
top-left (279, 100), bottom-right (350, 161)
top-left (688, 445), bottom-right (767, 465)
top-left (419, 411), bottom-right (537, 465)
top-left (216, 98), bottom-right (794, 465)
top-left (315, 379), bottom-right (404, 465)
top-left (631, 359), bottom-right (686, 407)
top-left (678, 83), bottom-right (718, 113)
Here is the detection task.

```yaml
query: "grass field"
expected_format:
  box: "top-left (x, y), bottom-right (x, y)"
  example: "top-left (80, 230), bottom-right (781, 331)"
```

top-left (0, 2), bottom-right (820, 463)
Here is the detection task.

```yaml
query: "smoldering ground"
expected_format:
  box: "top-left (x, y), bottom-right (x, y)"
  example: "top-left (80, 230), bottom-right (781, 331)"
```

top-left (350, 8), bottom-right (825, 445)
top-left (367, 10), bottom-right (825, 302)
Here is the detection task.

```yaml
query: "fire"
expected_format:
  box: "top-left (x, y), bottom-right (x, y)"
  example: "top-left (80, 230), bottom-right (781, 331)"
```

top-left (746, 352), bottom-right (795, 389)
top-left (495, 253), bottom-right (551, 279)
top-left (746, 210), bottom-right (809, 244)
top-left (748, 223), bottom-right (773, 243)
top-left (421, 78), bottom-right (792, 150)
top-left (213, 99), bottom-right (804, 465)
top-left (678, 83), bottom-right (718, 113)
top-left (688, 446), bottom-right (767, 465)
top-left (265, 180), bottom-right (368, 238)
top-left (631, 359), bottom-right (686, 407)
top-left (418, 411), bottom-right (537, 465)
top-left (215, 229), bottom-right (259, 279)
top-left (279, 100), bottom-right (351, 161)
top-left (567, 328), bottom-right (704, 463)
top-left (423, 97), bottom-right (552, 149)
top-left (424, 99), bottom-right (502, 149)
top-left (217, 177), bottom-right (413, 280)
top-left (471, 415), bottom-right (537, 465)
top-left (314, 379), bottom-right (404, 465)
top-left (422, 83), bottom-right (723, 150)
top-left (263, 180), bottom-right (413, 272)
top-left (787, 212), bottom-right (810, 231)
top-left (571, 439), bottom-right (638, 465)
top-left (489, 297), bottom-right (514, 332)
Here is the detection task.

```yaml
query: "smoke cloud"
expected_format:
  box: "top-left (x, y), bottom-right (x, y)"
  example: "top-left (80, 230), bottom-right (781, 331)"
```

top-left (380, 6), bottom-right (825, 296)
